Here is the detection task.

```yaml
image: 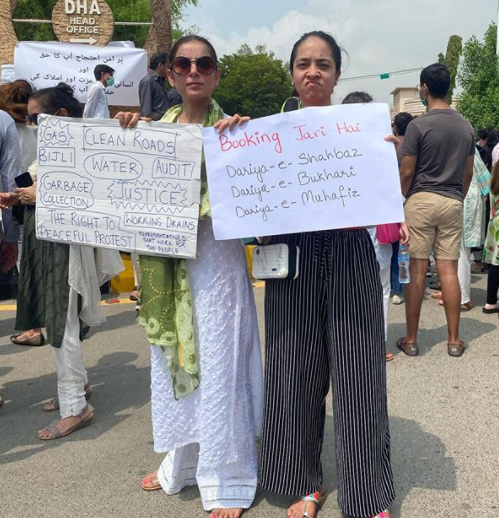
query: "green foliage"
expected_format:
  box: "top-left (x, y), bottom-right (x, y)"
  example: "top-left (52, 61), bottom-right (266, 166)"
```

top-left (14, 0), bottom-right (57, 41)
top-left (444, 35), bottom-right (462, 104)
top-left (457, 23), bottom-right (499, 129)
top-left (436, 35), bottom-right (462, 104)
top-left (13, 0), bottom-right (198, 48)
top-left (214, 45), bottom-right (293, 118)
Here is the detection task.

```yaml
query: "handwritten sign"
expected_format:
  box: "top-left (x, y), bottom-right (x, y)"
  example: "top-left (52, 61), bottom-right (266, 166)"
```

top-left (14, 42), bottom-right (147, 106)
top-left (35, 116), bottom-right (203, 258)
top-left (202, 103), bottom-right (404, 240)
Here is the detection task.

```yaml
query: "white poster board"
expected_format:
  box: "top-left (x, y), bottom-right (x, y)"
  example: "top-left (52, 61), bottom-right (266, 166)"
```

top-left (1, 64), bottom-right (15, 84)
top-left (35, 116), bottom-right (203, 258)
top-left (14, 42), bottom-right (147, 106)
top-left (202, 103), bottom-right (404, 240)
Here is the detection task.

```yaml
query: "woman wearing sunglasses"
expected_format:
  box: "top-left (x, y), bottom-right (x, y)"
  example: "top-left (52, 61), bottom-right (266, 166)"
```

top-left (118, 36), bottom-right (262, 518)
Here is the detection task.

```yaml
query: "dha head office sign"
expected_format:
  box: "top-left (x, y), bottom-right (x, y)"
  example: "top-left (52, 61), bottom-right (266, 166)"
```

top-left (52, 0), bottom-right (114, 46)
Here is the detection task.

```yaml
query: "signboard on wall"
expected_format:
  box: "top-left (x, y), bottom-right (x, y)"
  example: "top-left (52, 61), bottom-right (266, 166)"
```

top-left (52, 0), bottom-right (115, 46)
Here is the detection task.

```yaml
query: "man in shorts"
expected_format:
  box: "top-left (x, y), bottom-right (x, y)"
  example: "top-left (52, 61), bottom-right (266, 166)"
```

top-left (397, 63), bottom-right (475, 357)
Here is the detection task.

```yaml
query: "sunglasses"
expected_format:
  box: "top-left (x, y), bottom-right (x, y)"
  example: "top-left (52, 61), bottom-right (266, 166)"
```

top-left (171, 56), bottom-right (217, 75)
top-left (26, 113), bottom-right (41, 125)
top-left (26, 110), bottom-right (59, 125)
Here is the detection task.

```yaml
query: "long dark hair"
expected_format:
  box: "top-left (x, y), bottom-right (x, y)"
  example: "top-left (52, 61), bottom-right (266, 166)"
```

top-left (0, 80), bottom-right (32, 123)
top-left (30, 82), bottom-right (83, 118)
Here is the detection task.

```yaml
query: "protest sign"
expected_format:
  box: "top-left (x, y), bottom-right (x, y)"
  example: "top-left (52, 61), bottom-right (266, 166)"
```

top-left (35, 116), bottom-right (203, 258)
top-left (202, 103), bottom-right (404, 240)
top-left (14, 42), bottom-right (147, 106)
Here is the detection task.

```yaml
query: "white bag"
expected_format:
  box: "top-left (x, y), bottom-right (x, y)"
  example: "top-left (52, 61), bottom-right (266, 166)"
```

top-left (251, 243), bottom-right (300, 280)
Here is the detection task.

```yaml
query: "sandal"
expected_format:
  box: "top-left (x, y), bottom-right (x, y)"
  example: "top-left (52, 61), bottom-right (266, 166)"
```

top-left (141, 471), bottom-right (162, 491)
top-left (37, 404), bottom-right (94, 440)
top-left (385, 352), bottom-right (394, 362)
top-left (428, 281), bottom-right (441, 290)
top-left (396, 336), bottom-right (418, 356)
top-left (129, 288), bottom-right (139, 302)
top-left (447, 340), bottom-right (465, 357)
top-left (43, 383), bottom-right (93, 412)
top-left (297, 488), bottom-right (327, 518)
top-left (10, 332), bottom-right (45, 346)
top-left (482, 304), bottom-right (499, 314)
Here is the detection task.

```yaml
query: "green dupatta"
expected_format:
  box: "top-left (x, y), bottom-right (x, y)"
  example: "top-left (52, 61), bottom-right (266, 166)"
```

top-left (137, 99), bottom-right (224, 399)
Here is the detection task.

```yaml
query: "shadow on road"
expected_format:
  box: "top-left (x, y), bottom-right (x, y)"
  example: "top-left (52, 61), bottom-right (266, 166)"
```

top-left (387, 316), bottom-right (496, 358)
top-left (0, 351), bottom-right (150, 464)
top-left (249, 412), bottom-right (455, 518)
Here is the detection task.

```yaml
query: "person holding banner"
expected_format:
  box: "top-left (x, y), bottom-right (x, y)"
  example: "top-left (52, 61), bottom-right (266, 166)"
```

top-left (0, 83), bottom-right (123, 439)
top-left (245, 32), bottom-right (394, 518)
top-left (117, 36), bottom-right (263, 518)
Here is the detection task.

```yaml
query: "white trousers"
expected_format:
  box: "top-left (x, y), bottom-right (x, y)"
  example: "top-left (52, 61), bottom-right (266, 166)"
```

top-left (51, 287), bottom-right (88, 418)
top-left (458, 240), bottom-right (471, 305)
top-left (380, 264), bottom-right (391, 341)
top-left (157, 443), bottom-right (258, 511)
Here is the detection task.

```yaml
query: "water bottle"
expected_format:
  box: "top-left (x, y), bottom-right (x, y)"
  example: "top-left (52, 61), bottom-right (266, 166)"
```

top-left (398, 244), bottom-right (410, 284)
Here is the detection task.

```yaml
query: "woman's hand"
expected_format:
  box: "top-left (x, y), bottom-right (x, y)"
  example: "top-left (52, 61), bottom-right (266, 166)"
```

top-left (16, 185), bottom-right (36, 205)
top-left (0, 192), bottom-right (19, 209)
top-left (114, 111), bottom-right (151, 129)
top-left (385, 134), bottom-right (401, 147)
top-left (399, 222), bottom-right (410, 245)
top-left (214, 114), bottom-right (251, 134)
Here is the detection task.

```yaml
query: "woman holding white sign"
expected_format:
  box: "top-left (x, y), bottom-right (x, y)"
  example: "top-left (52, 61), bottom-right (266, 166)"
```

top-left (118, 36), bottom-right (263, 518)
top-left (257, 32), bottom-right (395, 518)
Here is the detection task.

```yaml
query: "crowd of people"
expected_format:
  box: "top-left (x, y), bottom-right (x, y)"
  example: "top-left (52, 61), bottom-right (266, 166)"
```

top-left (0, 29), bottom-right (497, 518)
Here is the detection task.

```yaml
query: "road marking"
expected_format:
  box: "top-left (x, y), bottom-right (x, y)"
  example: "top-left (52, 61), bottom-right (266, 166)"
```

top-left (0, 298), bottom-right (136, 311)
top-left (0, 285), bottom-right (264, 312)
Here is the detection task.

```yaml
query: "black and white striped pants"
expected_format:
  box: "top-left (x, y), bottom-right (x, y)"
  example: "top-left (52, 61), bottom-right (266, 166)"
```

top-left (260, 229), bottom-right (395, 517)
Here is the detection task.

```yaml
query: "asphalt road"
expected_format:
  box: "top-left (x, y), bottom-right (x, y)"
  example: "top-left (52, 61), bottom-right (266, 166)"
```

top-left (1, 273), bottom-right (498, 518)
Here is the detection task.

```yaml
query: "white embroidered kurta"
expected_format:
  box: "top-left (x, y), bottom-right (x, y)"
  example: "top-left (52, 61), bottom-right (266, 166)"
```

top-left (150, 218), bottom-right (263, 487)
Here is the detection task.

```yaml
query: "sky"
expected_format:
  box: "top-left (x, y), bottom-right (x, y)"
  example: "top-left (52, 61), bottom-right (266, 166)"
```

top-left (181, 0), bottom-right (498, 105)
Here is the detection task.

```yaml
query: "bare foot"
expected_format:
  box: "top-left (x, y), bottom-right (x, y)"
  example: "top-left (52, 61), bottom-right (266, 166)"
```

top-left (141, 470), bottom-right (161, 491)
top-left (209, 509), bottom-right (243, 518)
top-left (37, 405), bottom-right (93, 439)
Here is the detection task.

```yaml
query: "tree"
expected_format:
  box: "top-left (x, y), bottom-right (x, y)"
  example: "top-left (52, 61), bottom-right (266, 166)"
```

top-left (438, 35), bottom-right (462, 104)
top-left (214, 44), bottom-right (293, 118)
top-left (457, 23), bottom-right (499, 129)
top-left (12, 0), bottom-right (197, 48)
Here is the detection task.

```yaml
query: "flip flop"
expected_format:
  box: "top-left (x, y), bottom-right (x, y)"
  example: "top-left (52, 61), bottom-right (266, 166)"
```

top-left (385, 352), bottom-right (395, 362)
top-left (141, 471), bottom-right (162, 491)
top-left (396, 336), bottom-right (419, 356)
top-left (43, 383), bottom-right (92, 412)
top-left (448, 340), bottom-right (465, 357)
top-left (482, 305), bottom-right (499, 314)
top-left (38, 405), bottom-right (94, 440)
